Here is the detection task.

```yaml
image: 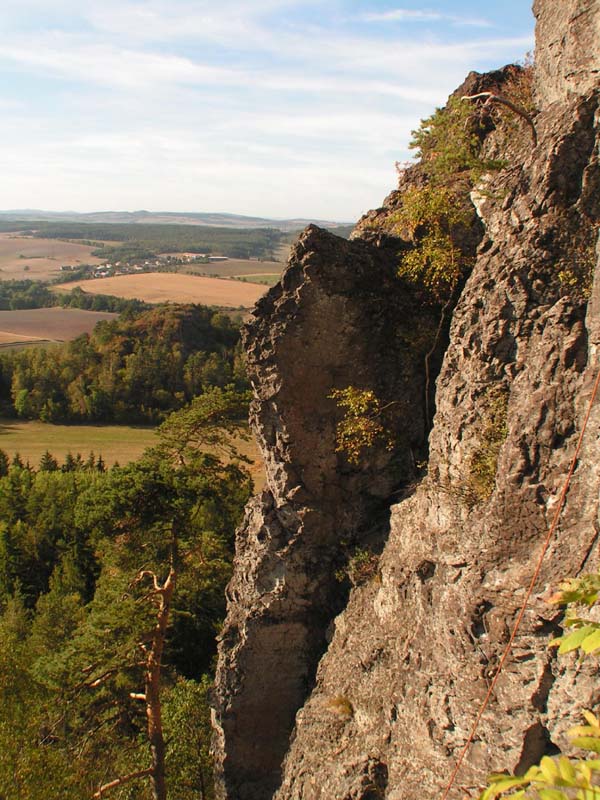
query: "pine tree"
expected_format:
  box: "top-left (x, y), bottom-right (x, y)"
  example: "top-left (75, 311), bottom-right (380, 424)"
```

top-left (62, 452), bottom-right (76, 472)
top-left (71, 387), bottom-right (252, 800)
top-left (0, 449), bottom-right (9, 477)
top-left (39, 450), bottom-right (58, 472)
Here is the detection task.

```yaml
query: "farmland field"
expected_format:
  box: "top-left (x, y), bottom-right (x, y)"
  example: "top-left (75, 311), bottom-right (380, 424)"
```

top-left (0, 418), bottom-right (158, 467)
top-left (57, 272), bottom-right (267, 307)
top-left (234, 274), bottom-right (281, 286)
top-left (0, 307), bottom-right (118, 348)
top-left (187, 258), bottom-right (283, 278)
top-left (0, 234), bottom-right (105, 280)
top-left (0, 418), bottom-right (265, 484)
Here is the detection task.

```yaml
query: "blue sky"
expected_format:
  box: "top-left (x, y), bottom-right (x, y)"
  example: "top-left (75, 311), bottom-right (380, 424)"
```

top-left (0, 1), bottom-right (534, 220)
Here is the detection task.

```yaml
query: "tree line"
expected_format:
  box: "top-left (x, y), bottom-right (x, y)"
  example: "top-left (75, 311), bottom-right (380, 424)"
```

top-left (0, 220), bottom-right (285, 260)
top-left (0, 304), bottom-right (248, 423)
top-left (0, 279), bottom-right (148, 313)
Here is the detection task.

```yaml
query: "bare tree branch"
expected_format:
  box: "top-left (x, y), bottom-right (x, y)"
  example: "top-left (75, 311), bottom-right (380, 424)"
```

top-left (461, 91), bottom-right (537, 145)
top-left (93, 767), bottom-right (154, 798)
top-left (88, 670), bottom-right (119, 689)
top-left (72, 667), bottom-right (120, 692)
top-left (132, 569), bottom-right (161, 592)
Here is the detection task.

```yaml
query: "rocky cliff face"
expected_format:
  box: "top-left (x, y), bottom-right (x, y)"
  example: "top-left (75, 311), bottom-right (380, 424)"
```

top-left (213, 2), bottom-right (600, 798)
top-left (533, 0), bottom-right (600, 105)
top-left (212, 227), bottom-right (463, 799)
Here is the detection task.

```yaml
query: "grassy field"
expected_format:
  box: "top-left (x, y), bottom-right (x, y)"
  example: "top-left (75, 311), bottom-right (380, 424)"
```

top-left (186, 258), bottom-right (283, 278)
top-left (0, 418), bottom-right (265, 485)
top-left (56, 272), bottom-right (267, 307)
top-left (0, 419), bottom-right (158, 467)
top-left (0, 234), bottom-right (105, 281)
top-left (0, 307), bottom-right (118, 347)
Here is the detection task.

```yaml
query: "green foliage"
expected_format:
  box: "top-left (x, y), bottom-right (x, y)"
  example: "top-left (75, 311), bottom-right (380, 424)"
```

top-left (90, 242), bottom-right (156, 262)
top-left (503, 58), bottom-right (536, 116)
top-left (397, 86), bottom-right (520, 302)
top-left (329, 387), bottom-right (394, 466)
top-left (38, 450), bottom-right (59, 472)
top-left (326, 695), bottom-right (354, 720)
top-left (0, 388), bottom-right (252, 797)
top-left (557, 234), bottom-right (597, 301)
top-left (163, 677), bottom-right (215, 799)
top-left (391, 103), bottom-right (482, 302)
top-left (156, 385), bottom-right (251, 465)
top-left (549, 574), bottom-right (600, 655)
top-left (335, 547), bottom-right (379, 587)
top-left (464, 387), bottom-right (509, 505)
top-left (410, 96), bottom-right (505, 188)
top-left (487, 61), bottom-right (537, 154)
top-left (481, 753), bottom-right (600, 800)
top-left (390, 185), bottom-right (475, 299)
top-left (479, 572), bottom-right (600, 800)
top-left (0, 304), bottom-right (247, 424)
top-left (5, 220), bottom-right (284, 261)
top-left (0, 278), bottom-right (147, 313)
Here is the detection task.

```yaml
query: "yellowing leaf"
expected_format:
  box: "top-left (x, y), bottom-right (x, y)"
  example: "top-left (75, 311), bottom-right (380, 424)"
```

top-left (523, 765), bottom-right (543, 781)
top-left (540, 756), bottom-right (560, 782)
top-left (538, 790), bottom-right (569, 800)
top-left (559, 756), bottom-right (576, 782)
top-left (570, 725), bottom-right (598, 738)
top-left (571, 738), bottom-right (600, 754)
top-left (558, 626), bottom-right (597, 654)
top-left (538, 789), bottom-right (569, 800)
top-left (582, 629), bottom-right (600, 653)
top-left (583, 711), bottom-right (600, 728)
top-left (579, 789), bottom-right (600, 800)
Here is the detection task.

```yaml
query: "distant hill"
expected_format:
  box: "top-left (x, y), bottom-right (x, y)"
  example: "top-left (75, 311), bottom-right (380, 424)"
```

top-left (0, 209), bottom-right (354, 233)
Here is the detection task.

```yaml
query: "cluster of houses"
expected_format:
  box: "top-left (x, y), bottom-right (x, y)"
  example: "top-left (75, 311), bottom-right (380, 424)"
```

top-left (60, 253), bottom-right (230, 280)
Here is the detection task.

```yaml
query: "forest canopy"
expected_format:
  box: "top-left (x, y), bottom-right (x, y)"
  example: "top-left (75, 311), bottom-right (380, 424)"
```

top-left (0, 386), bottom-right (253, 799)
top-left (0, 304), bottom-right (248, 424)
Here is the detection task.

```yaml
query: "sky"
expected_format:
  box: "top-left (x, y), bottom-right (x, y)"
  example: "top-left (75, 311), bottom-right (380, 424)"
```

top-left (0, 1), bottom-right (535, 221)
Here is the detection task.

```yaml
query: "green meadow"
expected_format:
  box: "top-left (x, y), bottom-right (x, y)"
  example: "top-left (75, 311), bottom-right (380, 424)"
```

top-left (0, 418), bottom-right (158, 468)
top-left (0, 417), bottom-right (265, 484)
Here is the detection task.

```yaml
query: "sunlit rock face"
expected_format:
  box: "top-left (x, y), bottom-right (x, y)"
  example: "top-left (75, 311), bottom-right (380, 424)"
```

top-left (213, 1), bottom-right (600, 798)
top-left (533, 0), bottom-right (600, 105)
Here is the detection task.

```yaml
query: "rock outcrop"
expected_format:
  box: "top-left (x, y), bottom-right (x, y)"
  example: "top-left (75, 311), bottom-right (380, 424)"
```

top-left (212, 227), bottom-right (467, 799)
top-left (214, 2), bottom-right (600, 798)
top-left (533, 0), bottom-right (600, 105)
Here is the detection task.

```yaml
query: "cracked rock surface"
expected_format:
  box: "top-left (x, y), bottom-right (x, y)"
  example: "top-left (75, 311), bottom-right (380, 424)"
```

top-left (213, 2), bottom-right (600, 798)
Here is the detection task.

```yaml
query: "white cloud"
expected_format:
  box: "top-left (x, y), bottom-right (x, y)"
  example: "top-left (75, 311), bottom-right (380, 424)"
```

top-left (0, 34), bottom-right (240, 90)
top-left (361, 8), bottom-right (492, 27)
top-left (0, 27), bottom-right (533, 97)
top-left (0, 0), bottom-right (535, 217)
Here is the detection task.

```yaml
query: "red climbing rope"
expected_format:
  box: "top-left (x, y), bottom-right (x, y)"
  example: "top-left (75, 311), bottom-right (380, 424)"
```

top-left (440, 364), bottom-right (600, 800)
